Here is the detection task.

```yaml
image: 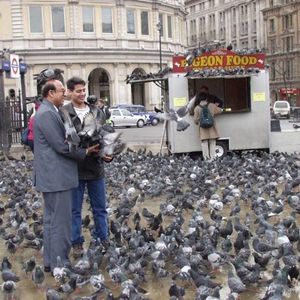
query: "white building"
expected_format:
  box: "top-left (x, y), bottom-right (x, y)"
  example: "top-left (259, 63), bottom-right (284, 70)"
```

top-left (185, 0), bottom-right (268, 50)
top-left (0, 0), bottom-right (187, 109)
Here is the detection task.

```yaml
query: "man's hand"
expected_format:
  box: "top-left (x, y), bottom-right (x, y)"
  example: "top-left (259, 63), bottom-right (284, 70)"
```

top-left (102, 155), bottom-right (113, 162)
top-left (86, 144), bottom-right (100, 156)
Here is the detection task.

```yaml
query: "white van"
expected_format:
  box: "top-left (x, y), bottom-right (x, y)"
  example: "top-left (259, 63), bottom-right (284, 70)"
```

top-left (273, 101), bottom-right (290, 119)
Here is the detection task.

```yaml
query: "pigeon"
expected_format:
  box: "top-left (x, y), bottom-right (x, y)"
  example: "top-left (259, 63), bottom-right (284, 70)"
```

top-left (1, 280), bottom-right (16, 298)
top-left (0, 257), bottom-right (12, 271)
top-left (78, 111), bottom-right (98, 138)
top-left (1, 263), bottom-right (20, 282)
top-left (60, 107), bottom-right (81, 150)
top-left (57, 277), bottom-right (77, 294)
top-left (176, 96), bottom-right (197, 118)
top-left (89, 263), bottom-right (106, 292)
top-left (156, 109), bottom-right (190, 131)
top-left (227, 270), bottom-right (246, 294)
top-left (32, 265), bottom-right (45, 287)
top-left (252, 237), bottom-right (277, 253)
top-left (23, 256), bottom-right (36, 274)
top-left (46, 288), bottom-right (63, 300)
top-left (168, 281), bottom-right (185, 299)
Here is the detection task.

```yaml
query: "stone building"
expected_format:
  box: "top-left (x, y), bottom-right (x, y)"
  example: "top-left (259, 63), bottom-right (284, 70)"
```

top-left (185, 0), bottom-right (268, 50)
top-left (262, 0), bottom-right (300, 105)
top-left (0, 0), bottom-right (187, 109)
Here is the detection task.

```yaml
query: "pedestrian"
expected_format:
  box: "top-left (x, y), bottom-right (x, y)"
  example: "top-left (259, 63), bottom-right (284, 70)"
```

top-left (97, 98), bottom-right (111, 123)
top-left (63, 76), bottom-right (112, 257)
top-left (193, 92), bottom-right (222, 161)
top-left (200, 85), bottom-right (224, 108)
top-left (27, 101), bottom-right (41, 152)
top-left (33, 79), bottom-right (99, 272)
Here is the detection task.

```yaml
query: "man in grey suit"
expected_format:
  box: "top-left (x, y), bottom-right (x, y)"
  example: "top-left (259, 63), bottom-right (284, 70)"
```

top-left (34, 79), bottom-right (99, 272)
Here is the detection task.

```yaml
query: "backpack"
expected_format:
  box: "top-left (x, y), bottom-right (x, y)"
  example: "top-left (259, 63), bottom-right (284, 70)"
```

top-left (199, 104), bottom-right (214, 128)
top-left (21, 127), bottom-right (29, 145)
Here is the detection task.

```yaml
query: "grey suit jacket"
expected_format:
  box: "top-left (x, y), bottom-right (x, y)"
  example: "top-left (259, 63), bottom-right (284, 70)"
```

top-left (33, 99), bottom-right (86, 192)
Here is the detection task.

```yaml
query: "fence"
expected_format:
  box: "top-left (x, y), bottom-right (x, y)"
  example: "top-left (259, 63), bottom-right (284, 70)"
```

top-left (0, 93), bottom-right (27, 151)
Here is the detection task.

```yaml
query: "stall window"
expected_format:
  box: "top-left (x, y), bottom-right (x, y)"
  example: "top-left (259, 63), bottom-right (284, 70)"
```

top-left (224, 77), bottom-right (250, 112)
top-left (189, 77), bottom-right (251, 113)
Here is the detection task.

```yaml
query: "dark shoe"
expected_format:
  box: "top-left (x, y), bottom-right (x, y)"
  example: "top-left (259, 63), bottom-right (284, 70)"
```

top-left (44, 266), bottom-right (51, 273)
top-left (72, 243), bottom-right (84, 258)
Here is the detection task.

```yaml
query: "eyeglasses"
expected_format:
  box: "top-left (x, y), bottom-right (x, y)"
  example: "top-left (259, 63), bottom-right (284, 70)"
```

top-left (56, 88), bottom-right (66, 94)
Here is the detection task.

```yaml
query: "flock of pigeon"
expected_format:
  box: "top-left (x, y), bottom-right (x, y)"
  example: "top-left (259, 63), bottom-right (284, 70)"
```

top-left (0, 149), bottom-right (300, 299)
top-left (60, 108), bottom-right (126, 158)
top-left (125, 67), bottom-right (173, 84)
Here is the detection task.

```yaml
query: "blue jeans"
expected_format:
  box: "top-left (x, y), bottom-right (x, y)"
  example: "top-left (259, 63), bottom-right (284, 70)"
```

top-left (71, 178), bottom-right (108, 245)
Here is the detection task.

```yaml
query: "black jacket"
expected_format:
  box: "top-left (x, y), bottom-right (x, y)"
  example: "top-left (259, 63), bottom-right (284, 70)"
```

top-left (61, 102), bottom-right (106, 180)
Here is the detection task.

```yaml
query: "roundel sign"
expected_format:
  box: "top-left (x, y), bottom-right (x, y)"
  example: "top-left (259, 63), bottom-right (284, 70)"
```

top-left (10, 54), bottom-right (20, 78)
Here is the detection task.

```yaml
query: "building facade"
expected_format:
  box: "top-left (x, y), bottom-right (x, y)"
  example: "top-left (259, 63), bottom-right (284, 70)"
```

top-left (185, 0), bottom-right (268, 50)
top-left (262, 0), bottom-right (300, 105)
top-left (0, 0), bottom-right (187, 109)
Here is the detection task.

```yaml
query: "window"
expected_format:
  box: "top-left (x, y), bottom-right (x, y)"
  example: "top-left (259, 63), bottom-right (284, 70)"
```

top-left (121, 109), bottom-right (131, 116)
top-left (127, 9), bottom-right (135, 34)
top-left (29, 6), bottom-right (43, 33)
top-left (232, 7), bottom-right (236, 18)
top-left (189, 77), bottom-right (251, 113)
top-left (282, 14), bottom-right (293, 29)
top-left (253, 19), bottom-right (257, 33)
top-left (270, 38), bottom-right (276, 53)
top-left (269, 19), bottom-right (275, 32)
top-left (141, 11), bottom-right (149, 35)
top-left (284, 36), bottom-right (293, 52)
top-left (102, 7), bottom-right (112, 33)
top-left (159, 14), bottom-right (164, 37)
top-left (233, 24), bottom-right (236, 37)
top-left (112, 110), bottom-right (121, 116)
top-left (285, 60), bottom-right (293, 80)
top-left (51, 6), bottom-right (65, 33)
top-left (167, 16), bottom-right (172, 38)
top-left (82, 6), bottom-right (94, 32)
top-left (271, 62), bottom-right (276, 80)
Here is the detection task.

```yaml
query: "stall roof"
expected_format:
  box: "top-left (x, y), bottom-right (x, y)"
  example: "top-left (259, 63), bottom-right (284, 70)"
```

top-left (127, 77), bottom-right (168, 84)
top-left (186, 74), bottom-right (252, 79)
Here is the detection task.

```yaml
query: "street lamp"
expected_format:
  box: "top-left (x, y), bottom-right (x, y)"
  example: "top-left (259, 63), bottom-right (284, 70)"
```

top-left (156, 22), bottom-right (162, 71)
top-left (0, 49), bottom-right (11, 153)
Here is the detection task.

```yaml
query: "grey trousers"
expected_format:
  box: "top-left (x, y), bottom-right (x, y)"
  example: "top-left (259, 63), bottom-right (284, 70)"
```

top-left (43, 190), bottom-right (72, 270)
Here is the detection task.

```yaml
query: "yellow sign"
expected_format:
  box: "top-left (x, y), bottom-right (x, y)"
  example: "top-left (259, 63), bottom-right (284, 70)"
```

top-left (253, 92), bottom-right (265, 102)
top-left (173, 97), bottom-right (187, 107)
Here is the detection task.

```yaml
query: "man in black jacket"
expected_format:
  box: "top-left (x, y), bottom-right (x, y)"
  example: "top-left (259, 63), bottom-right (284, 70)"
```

top-left (63, 76), bottom-right (111, 256)
top-left (200, 85), bottom-right (224, 108)
top-left (97, 98), bottom-right (111, 122)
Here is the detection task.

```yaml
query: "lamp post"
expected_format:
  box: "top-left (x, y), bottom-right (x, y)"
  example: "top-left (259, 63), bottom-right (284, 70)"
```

top-left (156, 22), bottom-right (162, 71)
top-left (0, 50), bottom-right (10, 153)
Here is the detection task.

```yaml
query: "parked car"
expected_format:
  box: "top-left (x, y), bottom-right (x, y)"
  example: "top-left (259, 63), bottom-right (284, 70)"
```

top-left (273, 100), bottom-right (290, 119)
top-left (109, 108), bottom-right (147, 128)
top-left (113, 104), bottom-right (159, 126)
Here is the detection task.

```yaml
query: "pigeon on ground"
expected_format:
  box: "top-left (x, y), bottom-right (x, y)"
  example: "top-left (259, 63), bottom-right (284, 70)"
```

top-left (32, 265), bottom-right (45, 287)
